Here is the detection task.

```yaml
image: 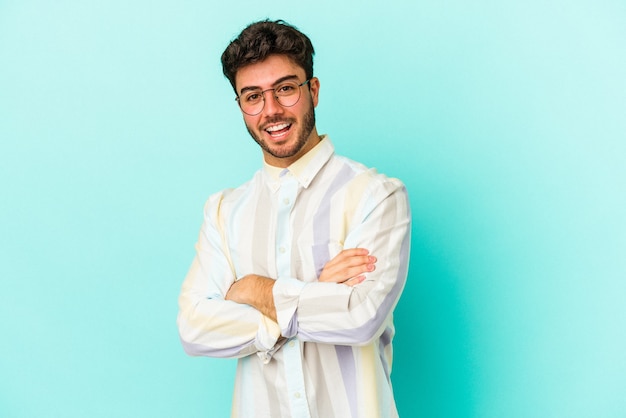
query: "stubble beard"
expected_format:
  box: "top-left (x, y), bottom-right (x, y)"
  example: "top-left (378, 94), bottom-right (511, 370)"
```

top-left (246, 99), bottom-right (316, 160)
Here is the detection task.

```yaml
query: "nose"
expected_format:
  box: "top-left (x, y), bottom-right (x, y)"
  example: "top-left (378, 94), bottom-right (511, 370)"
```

top-left (261, 90), bottom-right (284, 116)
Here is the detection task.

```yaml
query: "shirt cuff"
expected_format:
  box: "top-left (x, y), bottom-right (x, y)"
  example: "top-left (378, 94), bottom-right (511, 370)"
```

top-left (272, 277), bottom-right (306, 338)
top-left (255, 313), bottom-right (281, 349)
top-left (255, 315), bottom-right (283, 363)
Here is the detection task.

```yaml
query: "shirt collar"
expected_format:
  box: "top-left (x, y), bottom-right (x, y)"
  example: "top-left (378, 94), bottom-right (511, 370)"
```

top-left (263, 135), bottom-right (334, 192)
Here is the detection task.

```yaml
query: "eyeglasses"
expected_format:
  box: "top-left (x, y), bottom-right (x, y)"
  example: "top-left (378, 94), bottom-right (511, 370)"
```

top-left (236, 79), bottom-right (310, 116)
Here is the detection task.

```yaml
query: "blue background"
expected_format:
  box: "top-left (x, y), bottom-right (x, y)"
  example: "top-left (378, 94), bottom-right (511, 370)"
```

top-left (1, 1), bottom-right (625, 417)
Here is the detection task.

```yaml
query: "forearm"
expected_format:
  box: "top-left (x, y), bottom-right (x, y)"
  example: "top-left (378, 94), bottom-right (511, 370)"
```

top-left (275, 234), bottom-right (409, 346)
top-left (274, 183), bottom-right (411, 345)
top-left (225, 274), bottom-right (277, 322)
top-left (177, 193), bottom-right (281, 358)
top-left (178, 261), bottom-right (281, 358)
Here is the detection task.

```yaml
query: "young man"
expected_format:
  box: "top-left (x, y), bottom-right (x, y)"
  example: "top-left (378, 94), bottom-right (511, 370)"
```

top-left (178, 20), bottom-right (411, 418)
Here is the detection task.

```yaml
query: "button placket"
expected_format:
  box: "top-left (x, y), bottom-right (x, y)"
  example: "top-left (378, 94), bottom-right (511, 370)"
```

top-left (275, 174), bottom-right (297, 279)
top-left (275, 173), bottom-right (310, 417)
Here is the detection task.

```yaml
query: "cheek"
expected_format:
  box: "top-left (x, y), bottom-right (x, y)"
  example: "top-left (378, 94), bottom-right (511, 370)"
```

top-left (243, 115), bottom-right (259, 129)
top-left (293, 98), bottom-right (313, 117)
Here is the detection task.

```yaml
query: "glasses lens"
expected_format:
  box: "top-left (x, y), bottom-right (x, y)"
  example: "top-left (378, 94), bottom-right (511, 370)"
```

top-left (240, 91), bottom-right (263, 115)
top-left (275, 82), bottom-right (301, 108)
top-left (238, 81), bottom-right (305, 115)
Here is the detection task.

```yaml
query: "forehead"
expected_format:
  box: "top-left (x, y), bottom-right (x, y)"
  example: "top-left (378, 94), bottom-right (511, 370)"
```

top-left (235, 54), bottom-right (305, 93)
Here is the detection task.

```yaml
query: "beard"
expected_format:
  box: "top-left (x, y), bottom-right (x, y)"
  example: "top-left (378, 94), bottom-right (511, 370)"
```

top-left (245, 99), bottom-right (316, 160)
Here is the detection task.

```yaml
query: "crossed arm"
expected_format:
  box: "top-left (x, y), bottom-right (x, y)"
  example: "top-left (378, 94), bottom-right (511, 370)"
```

top-left (225, 248), bottom-right (377, 322)
top-left (179, 181), bottom-right (410, 356)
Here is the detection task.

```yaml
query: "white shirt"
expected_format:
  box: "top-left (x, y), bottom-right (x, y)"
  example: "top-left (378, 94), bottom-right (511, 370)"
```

top-left (178, 136), bottom-right (411, 417)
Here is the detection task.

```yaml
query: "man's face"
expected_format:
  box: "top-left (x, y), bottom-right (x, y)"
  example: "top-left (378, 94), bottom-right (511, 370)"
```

top-left (235, 54), bottom-right (320, 168)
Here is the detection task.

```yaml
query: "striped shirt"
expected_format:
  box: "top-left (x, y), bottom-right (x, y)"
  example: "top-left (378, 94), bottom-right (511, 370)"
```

top-left (178, 136), bottom-right (411, 418)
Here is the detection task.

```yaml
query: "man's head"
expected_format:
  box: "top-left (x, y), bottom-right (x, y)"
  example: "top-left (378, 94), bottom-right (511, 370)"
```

top-left (221, 20), bottom-right (321, 168)
top-left (221, 20), bottom-right (315, 92)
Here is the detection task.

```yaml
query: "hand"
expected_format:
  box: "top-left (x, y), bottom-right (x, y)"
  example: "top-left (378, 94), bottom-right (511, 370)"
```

top-left (318, 248), bottom-right (376, 286)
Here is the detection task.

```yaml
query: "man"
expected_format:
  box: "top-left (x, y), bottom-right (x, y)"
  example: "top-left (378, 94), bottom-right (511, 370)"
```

top-left (178, 19), bottom-right (411, 418)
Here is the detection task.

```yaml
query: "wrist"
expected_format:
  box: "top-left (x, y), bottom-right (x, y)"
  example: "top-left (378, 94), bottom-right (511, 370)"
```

top-left (252, 275), bottom-right (277, 322)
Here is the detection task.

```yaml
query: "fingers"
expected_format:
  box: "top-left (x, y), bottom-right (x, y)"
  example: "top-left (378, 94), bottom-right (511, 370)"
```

top-left (325, 248), bottom-right (369, 267)
top-left (344, 275), bottom-right (366, 287)
top-left (318, 248), bottom-right (376, 284)
top-left (324, 249), bottom-right (372, 270)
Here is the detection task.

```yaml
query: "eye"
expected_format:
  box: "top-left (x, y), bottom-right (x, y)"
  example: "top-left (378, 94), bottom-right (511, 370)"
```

top-left (276, 84), bottom-right (296, 95)
top-left (244, 92), bottom-right (262, 103)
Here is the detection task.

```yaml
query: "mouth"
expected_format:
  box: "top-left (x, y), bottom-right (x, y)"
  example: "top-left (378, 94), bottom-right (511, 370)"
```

top-left (264, 122), bottom-right (292, 140)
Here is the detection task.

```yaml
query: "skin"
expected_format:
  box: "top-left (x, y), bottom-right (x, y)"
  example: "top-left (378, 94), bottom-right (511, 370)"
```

top-left (225, 54), bottom-right (377, 322)
top-left (235, 54), bottom-right (321, 168)
top-left (227, 250), bottom-right (377, 322)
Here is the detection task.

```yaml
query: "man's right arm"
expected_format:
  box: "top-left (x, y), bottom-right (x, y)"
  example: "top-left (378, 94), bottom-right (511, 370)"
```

top-left (224, 249), bottom-right (375, 321)
top-left (177, 192), bottom-right (282, 359)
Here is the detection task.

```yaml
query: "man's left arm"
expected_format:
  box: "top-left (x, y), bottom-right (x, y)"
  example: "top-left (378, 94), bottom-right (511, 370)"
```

top-left (228, 177), bottom-right (411, 346)
top-left (226, 248), bottom-right (375, 321)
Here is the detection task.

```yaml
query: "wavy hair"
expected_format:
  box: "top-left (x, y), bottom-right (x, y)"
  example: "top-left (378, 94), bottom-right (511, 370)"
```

top-left (221, 19), bottom-right (315, 92)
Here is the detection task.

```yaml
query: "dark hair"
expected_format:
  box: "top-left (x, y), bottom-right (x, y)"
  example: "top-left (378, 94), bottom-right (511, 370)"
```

top-left (221, 19), bottom-right (315, 92)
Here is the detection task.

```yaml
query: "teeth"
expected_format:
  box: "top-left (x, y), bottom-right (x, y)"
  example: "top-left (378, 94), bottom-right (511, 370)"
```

top-left (266, 123), bottom-right (290, 132)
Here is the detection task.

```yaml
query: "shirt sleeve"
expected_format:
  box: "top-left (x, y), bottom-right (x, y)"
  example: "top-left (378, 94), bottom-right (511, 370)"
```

top-left (177, 191), bottom-right (282, 359)
top-left (273, 176), bottom-right (411, 345)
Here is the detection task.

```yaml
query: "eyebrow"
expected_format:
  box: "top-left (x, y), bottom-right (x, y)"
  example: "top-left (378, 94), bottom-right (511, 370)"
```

top-left (239, 74), bottom-right (300, 95)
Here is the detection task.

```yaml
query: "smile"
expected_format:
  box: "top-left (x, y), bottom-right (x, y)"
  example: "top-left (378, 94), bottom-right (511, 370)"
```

top-left (265, 122), bottom-right (292, 138)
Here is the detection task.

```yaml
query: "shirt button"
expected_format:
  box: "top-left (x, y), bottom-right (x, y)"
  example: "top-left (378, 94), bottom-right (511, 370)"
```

top-left (279, 246), bottom-right (286, 254)
top-left (294, 392), bottom-right (301, 399)
top-left (283, 198), bottom-right (290, 205)
top-left (289, 341), bottom-right (295, 348)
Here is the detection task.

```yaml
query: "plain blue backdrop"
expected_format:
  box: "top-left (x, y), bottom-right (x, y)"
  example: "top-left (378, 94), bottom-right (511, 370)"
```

top-left (1, 1), bottom-right (625, 417)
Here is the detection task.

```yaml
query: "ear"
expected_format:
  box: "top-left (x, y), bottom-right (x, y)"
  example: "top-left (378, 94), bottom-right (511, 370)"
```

top-left (309, 77), bottom-right (320, 108)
